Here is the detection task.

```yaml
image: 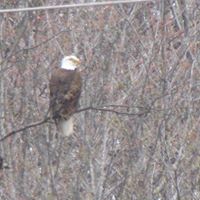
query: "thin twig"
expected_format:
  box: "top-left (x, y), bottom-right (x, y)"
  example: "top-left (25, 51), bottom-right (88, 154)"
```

top-left (0, 29), bottom-right (67, 71)
top-left (0, 1), bottom-right (152, 13)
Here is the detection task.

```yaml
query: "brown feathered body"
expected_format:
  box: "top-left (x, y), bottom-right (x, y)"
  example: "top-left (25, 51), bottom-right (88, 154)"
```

top-left (50, 68), bottom-right (82, 136)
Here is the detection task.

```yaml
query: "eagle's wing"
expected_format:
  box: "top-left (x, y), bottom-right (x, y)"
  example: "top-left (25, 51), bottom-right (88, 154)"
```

top-left (49, 68), bottom-right (82, 121)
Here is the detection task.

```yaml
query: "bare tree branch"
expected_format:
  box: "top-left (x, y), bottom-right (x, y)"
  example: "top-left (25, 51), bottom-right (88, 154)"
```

top-left (0, 105), bottom-right (149, 142)
top-left (0, 117), bottom-right (50, 142)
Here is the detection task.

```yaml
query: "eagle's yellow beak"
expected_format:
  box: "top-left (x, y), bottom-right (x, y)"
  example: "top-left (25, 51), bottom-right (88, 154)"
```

top-left (75, 59), bottom-right (81, 65)
top-left (71, 58), bottom-right (81, 66)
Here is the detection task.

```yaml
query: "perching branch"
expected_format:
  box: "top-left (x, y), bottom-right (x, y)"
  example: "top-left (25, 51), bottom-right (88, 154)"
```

top-left (0, 117), bottom-right (51, 142)
top-left (0, 105), bottom-right (150, 142)
top-left (76, 106), bottom-right (149, 116)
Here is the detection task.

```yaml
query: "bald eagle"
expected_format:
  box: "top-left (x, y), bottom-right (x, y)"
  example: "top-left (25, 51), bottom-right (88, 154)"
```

top-left (49, 55), bottom-right (82, 136)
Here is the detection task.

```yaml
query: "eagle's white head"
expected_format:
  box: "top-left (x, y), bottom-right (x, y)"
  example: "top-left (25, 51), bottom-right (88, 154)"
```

top-left (61, 55), bottom-right (80, 70)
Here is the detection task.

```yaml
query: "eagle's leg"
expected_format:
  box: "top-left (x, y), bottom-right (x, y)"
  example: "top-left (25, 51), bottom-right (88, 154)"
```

top-left (64, 85), bottom-right (80, 100)
top-left (64, 92), bottom-right (74, 100)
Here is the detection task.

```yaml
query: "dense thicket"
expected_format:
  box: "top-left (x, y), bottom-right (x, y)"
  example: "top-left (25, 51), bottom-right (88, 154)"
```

top-left (0, 1), bottom-right (199, 199)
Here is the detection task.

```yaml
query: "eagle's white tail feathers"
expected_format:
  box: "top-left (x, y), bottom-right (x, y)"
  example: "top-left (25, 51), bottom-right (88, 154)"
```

top-left (58, 117), bottom-right (74, 137)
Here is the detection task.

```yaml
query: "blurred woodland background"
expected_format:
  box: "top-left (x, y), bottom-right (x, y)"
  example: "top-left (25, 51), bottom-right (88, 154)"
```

top-left (0, 0), bottom-right (200, 199)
